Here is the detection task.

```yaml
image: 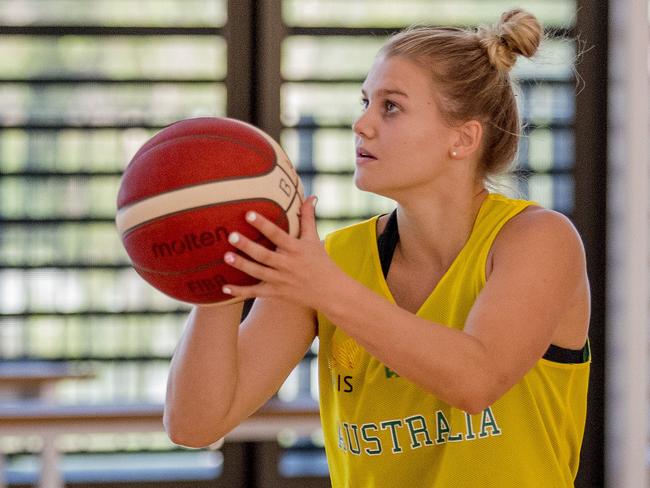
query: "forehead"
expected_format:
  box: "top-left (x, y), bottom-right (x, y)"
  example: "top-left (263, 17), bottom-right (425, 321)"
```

top-left (361, 55), bottom-right (433, 96)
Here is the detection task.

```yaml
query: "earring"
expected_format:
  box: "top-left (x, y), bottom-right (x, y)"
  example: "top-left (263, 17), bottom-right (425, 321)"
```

top-left (451, 151), bottom-right (458, 157)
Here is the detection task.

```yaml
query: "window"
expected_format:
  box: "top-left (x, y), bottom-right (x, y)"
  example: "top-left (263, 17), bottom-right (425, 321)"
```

top-left (0, 0), bottom-right (227, 467)
top-left (0, 0), bottom-right (587, 483)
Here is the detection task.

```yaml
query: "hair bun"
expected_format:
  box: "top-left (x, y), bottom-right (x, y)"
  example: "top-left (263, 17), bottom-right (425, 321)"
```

top-left (477, 8), bottom-right (542, 72)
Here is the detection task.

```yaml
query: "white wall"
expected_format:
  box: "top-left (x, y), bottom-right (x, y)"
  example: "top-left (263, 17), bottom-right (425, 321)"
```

top-left (606, 0), bottom-right (650, 486)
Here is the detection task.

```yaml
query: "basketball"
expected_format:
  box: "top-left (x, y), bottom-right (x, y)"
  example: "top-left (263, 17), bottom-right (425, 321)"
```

top-left (115, 117), bottom-right (304, 305)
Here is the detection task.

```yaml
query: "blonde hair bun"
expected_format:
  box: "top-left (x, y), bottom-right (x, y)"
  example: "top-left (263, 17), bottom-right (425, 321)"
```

top-left (477, 8), bottom-right (542, 72)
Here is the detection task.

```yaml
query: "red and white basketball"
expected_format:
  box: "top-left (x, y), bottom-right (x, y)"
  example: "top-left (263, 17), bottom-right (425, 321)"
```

top-left (115, 117), bottom-right (304, 305)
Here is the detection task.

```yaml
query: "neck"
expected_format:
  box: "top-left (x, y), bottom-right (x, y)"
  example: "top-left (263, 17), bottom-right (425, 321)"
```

top-left (394, 183), bottom-right (488, 271)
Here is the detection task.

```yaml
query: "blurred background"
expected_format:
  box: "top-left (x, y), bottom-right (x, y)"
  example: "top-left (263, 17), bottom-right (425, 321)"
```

top-left (0, 0), bottom-right (647, 487)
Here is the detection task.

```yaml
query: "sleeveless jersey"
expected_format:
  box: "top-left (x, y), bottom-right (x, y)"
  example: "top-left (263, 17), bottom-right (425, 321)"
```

top-left (317, 193), bottom-right (590, 488)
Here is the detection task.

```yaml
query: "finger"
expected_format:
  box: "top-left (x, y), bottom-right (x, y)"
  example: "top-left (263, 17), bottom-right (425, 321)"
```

top-left (222, 282), bottom-right (269, 300)
top-left (244, 210), bottom-right (296, 250)
top-left (224, 251), bottom-right (277, 282)
top-left (227, 231), bottom-right (283, 268)
top-left (298, 196), bottom-right (320, 241)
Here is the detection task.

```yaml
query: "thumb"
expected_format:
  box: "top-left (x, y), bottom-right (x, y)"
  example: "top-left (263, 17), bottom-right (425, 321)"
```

top-left (298, 196), bottom-right (320, 241)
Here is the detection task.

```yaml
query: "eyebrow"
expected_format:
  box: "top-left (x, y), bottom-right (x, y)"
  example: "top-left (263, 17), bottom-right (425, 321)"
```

top-left (361, 88), bottom-right (409, 98)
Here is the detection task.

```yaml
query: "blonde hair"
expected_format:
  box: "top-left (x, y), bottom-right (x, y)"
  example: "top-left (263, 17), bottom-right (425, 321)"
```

top-left (379, 9), bottom-right (543, 188)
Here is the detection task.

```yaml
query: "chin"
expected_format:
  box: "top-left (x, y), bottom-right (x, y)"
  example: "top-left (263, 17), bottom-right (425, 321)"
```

top-left (353, 173), bottom-right (395, 199)
top-left (353, 172), bottom-right (376, 193)
top-left (353, 173), bottom-right (368, 191)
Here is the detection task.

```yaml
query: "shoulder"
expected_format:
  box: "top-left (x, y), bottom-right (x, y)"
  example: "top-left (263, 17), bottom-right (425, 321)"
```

top-left (502, 204), bottom-right (579, 231)
top-left (499, 206), bottom-right (584, 248)
top-left (491, 206), bottom-right (587, 276)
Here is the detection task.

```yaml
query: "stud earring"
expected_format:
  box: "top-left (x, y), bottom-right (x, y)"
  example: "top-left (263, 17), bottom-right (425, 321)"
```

top-left (451, 151), bottom-right (458, 157)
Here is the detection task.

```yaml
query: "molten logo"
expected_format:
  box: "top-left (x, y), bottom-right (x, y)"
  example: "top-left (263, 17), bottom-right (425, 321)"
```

top-left (152, 226), bottom-right (229, 258)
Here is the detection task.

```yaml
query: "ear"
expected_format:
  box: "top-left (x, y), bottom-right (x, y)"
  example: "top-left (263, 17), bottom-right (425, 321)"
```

top-left (449, 120), bottom-right (483, 159)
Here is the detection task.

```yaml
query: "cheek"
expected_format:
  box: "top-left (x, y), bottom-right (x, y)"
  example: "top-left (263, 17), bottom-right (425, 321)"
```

top-left (395, 130), bottom-right (447, 162)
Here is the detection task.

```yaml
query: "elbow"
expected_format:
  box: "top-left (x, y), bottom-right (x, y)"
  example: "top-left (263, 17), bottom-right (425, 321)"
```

top-left (452, 389), bottom-right (490, 415)
top-left (163, 406), bottom-right (224, 449)
top-left (165, 421), bottom-right (224, 449)
top-left (459, 398), bottom-right (492, 416)
top-left (452, 374), bottom-right (506, 416)
top-left (167, 431), bottom-right (223, 449)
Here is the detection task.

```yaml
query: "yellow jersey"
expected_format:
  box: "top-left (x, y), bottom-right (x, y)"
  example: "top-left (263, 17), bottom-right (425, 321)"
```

top-left (317, 193), bottom-right (590, 487)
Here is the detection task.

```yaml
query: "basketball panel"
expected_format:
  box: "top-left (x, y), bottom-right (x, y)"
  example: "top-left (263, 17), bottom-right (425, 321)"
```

top-left (118, 135), bottom-right (277, 208)
top-left (133, 262), bottom-right (255, 305)
top-left (123, 199), bottom-right (289, 274)
top-left (130, 117), bottom-right (275, 165)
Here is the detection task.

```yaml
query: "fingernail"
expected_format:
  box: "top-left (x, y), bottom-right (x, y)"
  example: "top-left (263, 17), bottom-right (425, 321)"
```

top-left (224, 252), bottom-right (235, 264)
top-left (246, 211), bottom-right (257, 222)
top-left (228, 232), bottom-right (240, 244)
top-left (222, 286), bottom-right (232, 295)
top-left (311, 197), bottom-right (318, 207)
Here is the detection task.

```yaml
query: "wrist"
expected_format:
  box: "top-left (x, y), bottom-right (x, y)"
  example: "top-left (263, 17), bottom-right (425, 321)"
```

top-left (316, 268), bottom-right (365, 324)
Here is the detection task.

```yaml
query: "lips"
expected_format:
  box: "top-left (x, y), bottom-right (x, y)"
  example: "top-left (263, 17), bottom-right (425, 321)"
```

top-left (356, 147), bottom-right (377, 161)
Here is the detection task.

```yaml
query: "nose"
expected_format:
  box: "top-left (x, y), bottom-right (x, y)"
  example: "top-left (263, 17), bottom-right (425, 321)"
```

top-left (352, 109), bottom-right (375, 139)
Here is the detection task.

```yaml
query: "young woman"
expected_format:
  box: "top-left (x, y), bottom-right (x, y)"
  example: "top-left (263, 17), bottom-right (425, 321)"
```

top-left (164, 8), bottom-right (590, 487)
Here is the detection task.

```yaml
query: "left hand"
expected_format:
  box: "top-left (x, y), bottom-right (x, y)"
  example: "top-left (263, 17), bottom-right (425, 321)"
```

top-left (221, 196), bottom-right (342, 310)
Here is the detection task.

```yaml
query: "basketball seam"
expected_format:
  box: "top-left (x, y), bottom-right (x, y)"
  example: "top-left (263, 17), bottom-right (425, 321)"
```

top-left (127, 132), bottom-right (275, 173)
top-left (120, 197), bottom-right (283, 239)
top-left (119, 168), bottom-right (291, 212)
top-left (116, 166), bottom-right (299, 233)
top-left (131, 230), bottom-right (273, 276)
top-left (274, 160), bottom-right (303, 212)
top-left (120, 133), bottom-right (279, 208)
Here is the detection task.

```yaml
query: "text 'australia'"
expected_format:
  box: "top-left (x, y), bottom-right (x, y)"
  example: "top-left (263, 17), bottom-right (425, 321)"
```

top-left (337, 408), bottom-right (502, 456)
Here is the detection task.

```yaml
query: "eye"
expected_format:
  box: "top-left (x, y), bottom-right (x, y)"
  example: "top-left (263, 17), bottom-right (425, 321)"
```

top-left (360, 98), bottom-right (369, 110)
top-left (384, 100), bottom-right (398, 113)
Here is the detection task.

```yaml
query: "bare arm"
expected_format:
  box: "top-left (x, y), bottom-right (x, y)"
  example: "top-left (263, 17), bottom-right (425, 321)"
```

top-left (321, 208), bottom-right (589, 413)
top-left (164, 297), bottom-right (316, 448)
top-left (165, 198), bottom-right (322, 448)
top-left (220, 195), bottom-right (590, 416)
